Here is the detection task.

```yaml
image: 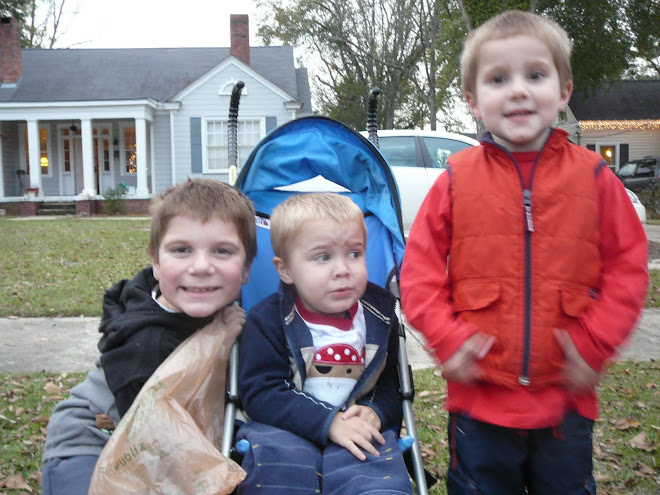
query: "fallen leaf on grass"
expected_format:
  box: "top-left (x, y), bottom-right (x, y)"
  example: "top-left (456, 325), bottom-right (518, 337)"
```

top-left (43, 382), bottom-right (60, 394)
top-left (630, 432), bottom-right (656, 452)
top-left (418, 390), bottom-right (445, 397)
top-left (611, 418), bottom-right (641, 430)
top-left (0, 472), bottom-right (32, 492)
top-left (594, 472), bottom-right (615, 483)
top-left (632, 461), bottom-right (657, 477)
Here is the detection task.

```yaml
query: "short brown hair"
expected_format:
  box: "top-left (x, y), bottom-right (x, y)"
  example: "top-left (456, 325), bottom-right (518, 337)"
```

top-left (460, 10), bottom-right (573, 96)
top-left (270, 193), bottom-right (366, 260)
top-left (148, 178), bottom-right (256, 266)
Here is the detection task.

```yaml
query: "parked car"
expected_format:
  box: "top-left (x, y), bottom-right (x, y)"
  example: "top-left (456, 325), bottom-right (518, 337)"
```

top-left (362, 130), bottom-right (479, 230)
top-left (626, 188), bottom-right (647, 224)
top-left (363, 130), bottom-right (648, 229)
top-left (616, 156), bottom-right (660, 192)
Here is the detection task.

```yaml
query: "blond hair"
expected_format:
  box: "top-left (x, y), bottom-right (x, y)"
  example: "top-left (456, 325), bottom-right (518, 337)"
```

top-left (270, 193), bottom-right (366, 260)
top-left (460, 10), bottom-right (573, 95)
top-left (148, 178), bottom-right (256, 266)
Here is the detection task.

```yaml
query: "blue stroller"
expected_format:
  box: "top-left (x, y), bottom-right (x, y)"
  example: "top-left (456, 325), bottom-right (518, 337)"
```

top-left (221, 89), bottom-right (432, 494)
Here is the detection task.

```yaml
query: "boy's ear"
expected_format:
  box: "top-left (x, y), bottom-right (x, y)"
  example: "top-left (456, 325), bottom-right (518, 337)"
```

top-left (559, 80), bottom-right (573, 112)
top-left (151, 257), bottom-right (161, 281)
top-left (465, 91), bottom-right (482, 121)
top-left (272, 256), bottom-right (293, 284)
top-left (241, 264), bottom-right (251, 285)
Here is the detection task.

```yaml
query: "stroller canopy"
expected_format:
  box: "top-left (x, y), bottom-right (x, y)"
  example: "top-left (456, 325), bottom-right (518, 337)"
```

top-left (235, 116), bottom-right (406, 311)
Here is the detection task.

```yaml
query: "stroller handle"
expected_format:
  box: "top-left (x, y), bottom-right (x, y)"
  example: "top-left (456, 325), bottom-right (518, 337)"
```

top-left (367, 87), bottom-right (381, 147)
top-left (228, 81), bottom-right (245, 185)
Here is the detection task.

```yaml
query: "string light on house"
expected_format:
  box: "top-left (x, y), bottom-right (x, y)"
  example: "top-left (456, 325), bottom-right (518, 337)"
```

top-left (579, 120), bottom-right (660, 131)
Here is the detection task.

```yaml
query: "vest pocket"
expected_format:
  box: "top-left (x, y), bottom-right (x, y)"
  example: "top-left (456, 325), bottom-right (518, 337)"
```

top-left (560, 283), bottom-right (597, 318)
top-left (452, 281), bottom-right (501, 312)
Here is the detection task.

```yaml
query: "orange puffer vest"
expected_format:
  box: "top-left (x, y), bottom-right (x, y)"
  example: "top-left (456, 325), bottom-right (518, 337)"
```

top-left (448, 130), bottom-right (603, 389)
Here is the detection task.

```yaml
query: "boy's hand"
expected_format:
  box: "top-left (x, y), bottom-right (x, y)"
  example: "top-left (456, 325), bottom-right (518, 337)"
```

top-left (554, 329), bottom-right (601, 393)
top-left (341, 405), bottom-right (381, 431)
top-left (328, 409), bottom-right (386, 461)
top-left (215, 304), bottom-right (246, 343)
top-left (441, 333), bottom-right (493, 384)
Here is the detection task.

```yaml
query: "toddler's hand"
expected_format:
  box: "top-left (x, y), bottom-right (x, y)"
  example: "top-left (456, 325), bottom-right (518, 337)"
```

top-left (554, 329), bottom-right (600, 393)
top-left (329, 409), bottom-right (385, 461)
top-left (341, 405), bottom-right (381, 431)
top-left (441, 333), bottom-right (493, 384)
top-left (215, 304), bottom-right (246, 343)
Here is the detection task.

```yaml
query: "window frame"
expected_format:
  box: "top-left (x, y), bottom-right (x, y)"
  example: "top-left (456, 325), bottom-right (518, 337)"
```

top-left (595, 142), bottom-right (620, 172)
top-left (119, 123), bottom-right (137, 177)
top-left (19, 123), bottom-right (53, 178)
top-left (201, 117), bottom-right (265, 174)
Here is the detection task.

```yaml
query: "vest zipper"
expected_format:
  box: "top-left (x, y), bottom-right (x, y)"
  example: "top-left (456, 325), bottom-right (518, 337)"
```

top-left (487, 132), bottom-right (554, 387)
top-left (519, 188), bottom-right (533, 386)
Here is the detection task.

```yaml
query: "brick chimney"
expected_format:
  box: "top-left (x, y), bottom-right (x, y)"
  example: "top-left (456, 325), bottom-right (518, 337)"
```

top-left (230, 14), bottom-right (250, 66)
top-left (0, 17), bottom-right (22, 85)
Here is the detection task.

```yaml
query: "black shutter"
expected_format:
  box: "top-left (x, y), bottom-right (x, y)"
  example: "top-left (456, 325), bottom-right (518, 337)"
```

top-left (190, 117), bottom-right (202, 173)
top-left (587, 144), bottom-right (596, 151)
top-left (620, 144), bottom-right (629, 166)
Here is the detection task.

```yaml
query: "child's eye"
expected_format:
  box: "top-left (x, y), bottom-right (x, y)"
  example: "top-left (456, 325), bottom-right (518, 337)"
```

top-left (491, 75), bottom-right (506, 84)
top-left (214, 247), bottom-right (232, 256)
top-left (171, 246), bottom-right (190, 254)
top-left (348, 250), bottom-right (362, 259)
top-left (529, 71), bottom-right (545, 80)
top-left (315, 254), bottom-right (330, 262)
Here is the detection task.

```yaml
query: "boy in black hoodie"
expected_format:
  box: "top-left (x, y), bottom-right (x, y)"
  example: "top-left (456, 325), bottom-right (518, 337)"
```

top-left (42, 179), bottom-right (256, 495)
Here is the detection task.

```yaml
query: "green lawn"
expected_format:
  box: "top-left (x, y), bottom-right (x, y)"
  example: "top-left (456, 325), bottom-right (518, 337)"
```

top-left (0, 217), bottom-right (658, 494)
top-left (1, 217), bottom-right (658, 316)
top-left (0, 217), bottom-right (151, 317)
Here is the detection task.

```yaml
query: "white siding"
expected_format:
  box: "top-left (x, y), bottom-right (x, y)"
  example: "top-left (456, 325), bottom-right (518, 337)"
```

top-left (171, 65), bottom-right (294, 185)
top-left (152, 113), bottom-right (171, 193)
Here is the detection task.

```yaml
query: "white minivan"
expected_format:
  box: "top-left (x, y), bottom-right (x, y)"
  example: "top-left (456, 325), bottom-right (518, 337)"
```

top-left (365, 130), bottom-right (647, 229)
top-left (363, 130), bottom-right (479, 230)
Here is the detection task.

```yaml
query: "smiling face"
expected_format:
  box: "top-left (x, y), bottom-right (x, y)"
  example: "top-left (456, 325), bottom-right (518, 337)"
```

top-left (152, 214), bottom-right (249, 317)
top-left (466, 34), bottom-right (572, 152)
top-left (273, 218), bottom-right (368, 318)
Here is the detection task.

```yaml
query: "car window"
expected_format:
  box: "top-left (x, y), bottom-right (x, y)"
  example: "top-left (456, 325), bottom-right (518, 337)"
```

top-left (617, 163), bottom-right (636, 177)
top-left (636, 165), bottom-right (653, 178)
top-left (422, 137), bottom-right (473, 169)
top-left (377, 136), bottom-right (418, 168)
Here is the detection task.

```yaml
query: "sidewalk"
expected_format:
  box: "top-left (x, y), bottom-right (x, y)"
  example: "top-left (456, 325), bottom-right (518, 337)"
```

top-left (0, 311), bottom-right (658, 373)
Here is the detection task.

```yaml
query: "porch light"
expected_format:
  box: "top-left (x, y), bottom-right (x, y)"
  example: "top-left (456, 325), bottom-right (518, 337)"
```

top-left (40, 156), bottom-right (48, 167)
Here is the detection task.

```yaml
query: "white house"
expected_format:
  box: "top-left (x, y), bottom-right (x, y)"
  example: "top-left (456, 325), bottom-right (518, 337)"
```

top-left (558, 80), bottom-right (660, 173)
top-left (0, 15), bottom-right (312, 215)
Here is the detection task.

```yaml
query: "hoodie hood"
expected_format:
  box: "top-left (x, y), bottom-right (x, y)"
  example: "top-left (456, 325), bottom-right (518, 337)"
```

top-left (97, 267), bottom-right (213, 353)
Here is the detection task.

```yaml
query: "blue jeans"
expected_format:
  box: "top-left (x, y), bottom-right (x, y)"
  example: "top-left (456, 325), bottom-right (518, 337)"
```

top-left (447, 412), bottom-right (597, 495)
top-left (236, 422), bottom-right (413, 495)
top-left (42, 455), bottom-right (98, 495)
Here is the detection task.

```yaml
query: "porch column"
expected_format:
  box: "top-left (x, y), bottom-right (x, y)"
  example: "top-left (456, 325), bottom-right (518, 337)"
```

top-left (80, 119), bottom-right (96, 196)
top-left (0, 133), bottom-right (4, 198)
top-left (26, 119), bottom-right (42, 194)
top-left (135, 117), bottom-right (149, 196)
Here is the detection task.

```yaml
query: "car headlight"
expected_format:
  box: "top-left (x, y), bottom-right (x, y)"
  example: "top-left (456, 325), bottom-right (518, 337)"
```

top-left (626, 189), bottom-right (641, 204)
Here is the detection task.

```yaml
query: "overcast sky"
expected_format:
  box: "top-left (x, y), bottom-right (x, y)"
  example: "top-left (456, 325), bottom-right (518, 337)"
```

top-left (55, 0), bottom-right (260, 49)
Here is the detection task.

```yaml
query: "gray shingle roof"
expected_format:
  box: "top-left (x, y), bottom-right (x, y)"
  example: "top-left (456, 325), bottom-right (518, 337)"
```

top-left (568, 80), bottom-right (660, 121)
top-left (0, 45), bottom-right (311, 109)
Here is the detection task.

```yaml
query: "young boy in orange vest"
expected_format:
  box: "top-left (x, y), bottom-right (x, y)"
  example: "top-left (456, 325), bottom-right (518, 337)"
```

top-left (400, 10), bottom-right (648, 495)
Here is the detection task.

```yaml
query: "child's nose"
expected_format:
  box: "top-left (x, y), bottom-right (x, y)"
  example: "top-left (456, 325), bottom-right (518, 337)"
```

top-left (509, 77), bottom-right (529, 98)
top-left (333, 259), bottom-right (350, 278)
top-left (188, 252), bottom-right (215, 274)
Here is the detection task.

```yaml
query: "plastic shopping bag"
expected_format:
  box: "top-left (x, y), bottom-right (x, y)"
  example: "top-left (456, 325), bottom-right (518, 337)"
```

top-left (89, 313), bottom-right (246, 494)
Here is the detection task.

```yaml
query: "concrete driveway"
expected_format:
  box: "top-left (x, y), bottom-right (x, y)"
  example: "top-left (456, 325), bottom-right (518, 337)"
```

top-left (645, 223), bottom-right (660, 244)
